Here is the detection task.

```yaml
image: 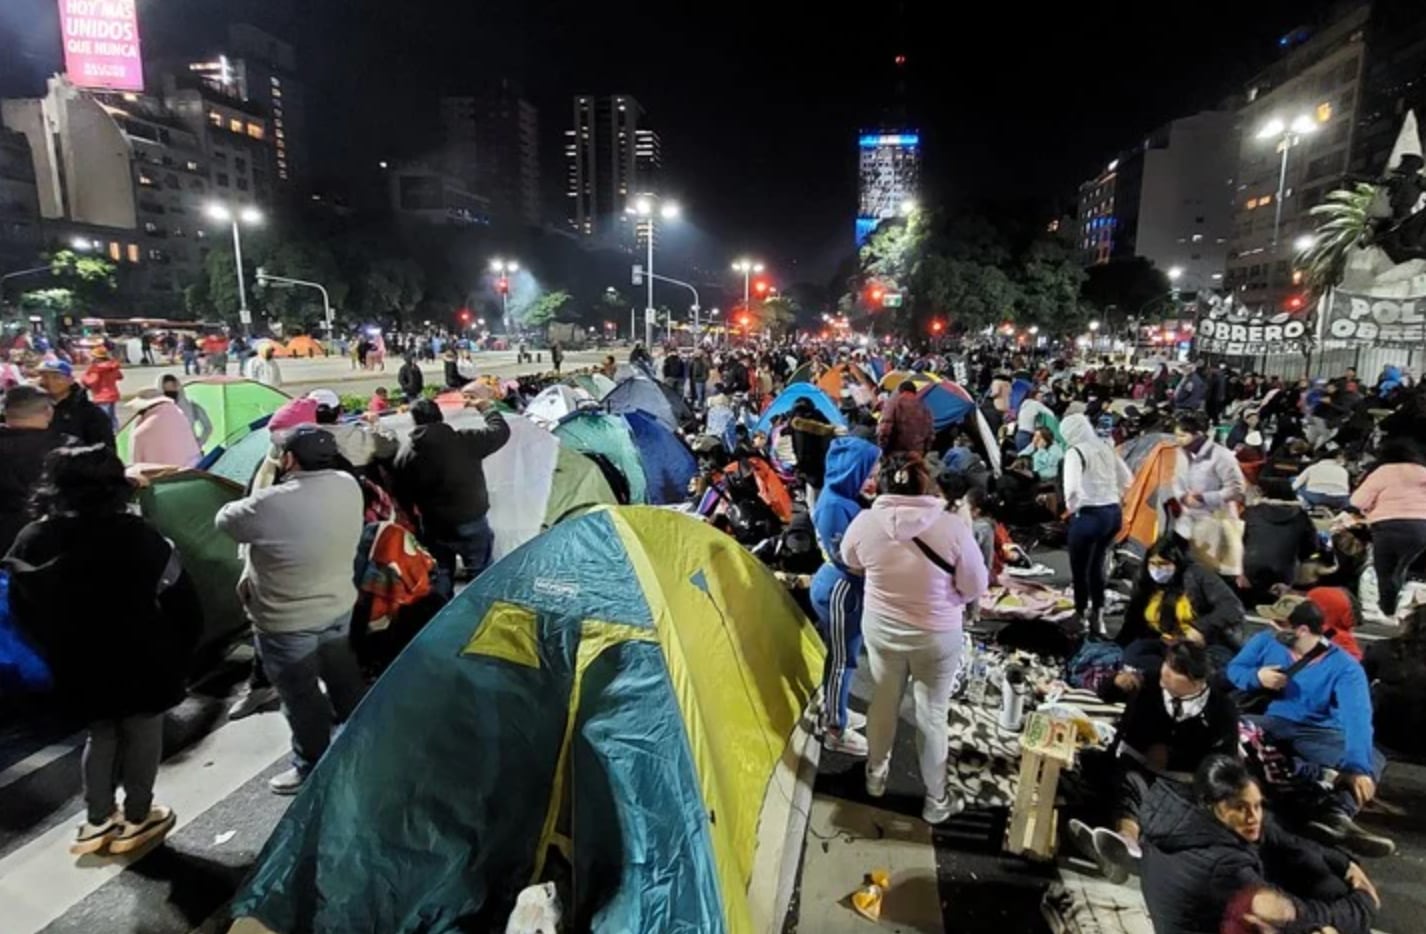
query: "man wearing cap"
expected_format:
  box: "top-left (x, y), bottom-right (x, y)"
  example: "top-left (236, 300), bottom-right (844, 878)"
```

top-left (81, 346), bottom-right (124, 429)
top-left (214, 426), bottom-right (366, 795)
top-left (34, 357), bottom-right (115, 448)
top-left (308, 389), bottom-right (398, 468)
top-left (0, 386), bottom-right (65, 556)
top-left (394, 398), bottom-right (510, 598)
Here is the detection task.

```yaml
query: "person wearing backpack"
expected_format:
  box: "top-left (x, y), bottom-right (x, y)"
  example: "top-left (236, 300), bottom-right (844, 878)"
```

top-left (840, 453), bottom-right (989, 824)
top-left (1062, 413), bottom-right (1133, 636)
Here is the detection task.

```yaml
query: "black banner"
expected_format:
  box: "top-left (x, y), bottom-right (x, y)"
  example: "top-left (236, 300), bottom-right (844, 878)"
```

top-left (1195, 316), bottom-right (1308, 357)
top-left (1321, 291), bottom-right (1426, 347)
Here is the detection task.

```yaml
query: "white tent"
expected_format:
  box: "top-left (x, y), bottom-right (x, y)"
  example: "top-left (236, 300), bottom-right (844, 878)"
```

top-left (525, 383), bottom-right (592, 427)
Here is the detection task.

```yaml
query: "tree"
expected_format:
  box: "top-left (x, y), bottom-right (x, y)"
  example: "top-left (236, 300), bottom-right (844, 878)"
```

top-left (48, 249), bottom-right (117, 309)
top-left (759, 296), bottom-right (799, 337)
top-left (257, 239), bottom-right (350, 330)
top-left (1015, 238), bottom-right (1089, 334)
top-left (19, 287), bottom-right (74, 312)
top-left (915, 254), bottom-right (1017, 332)
top-left (1301, 183), bottom-right (1378, 297)
top-left (1082, 257), bottom-right (1171, 325)
top-left (351, 257), bottom-right (423, 327)
top-left (520, 290), bottom-right (573, 328)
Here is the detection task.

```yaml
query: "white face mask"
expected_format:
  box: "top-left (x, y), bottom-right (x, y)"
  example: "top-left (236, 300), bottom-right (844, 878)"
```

top-left (1149, 565), bottom-right (1175, 584)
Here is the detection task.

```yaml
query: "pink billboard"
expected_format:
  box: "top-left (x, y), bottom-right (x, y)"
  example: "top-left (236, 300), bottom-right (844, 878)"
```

top-left (58, 0), bottom-right (144, 92)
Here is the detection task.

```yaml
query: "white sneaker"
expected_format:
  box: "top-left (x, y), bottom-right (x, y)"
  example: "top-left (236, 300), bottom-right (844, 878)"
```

top-left (269, 767), bottom-right (305, 796)
top-left (108, 806), bottom-right (176, 854)
top-left (922, 791), bottom-right (965, 825)
top-left (823, 729), bottom-right (869, 757)
top-left (228, 685), bottom-right (279, 720)
top-left (70, 812), bottom-right (122, 855)
top-left (844, 709), bottom-right (868, 731)
top-left (865, 765), bottom-right (888, 799)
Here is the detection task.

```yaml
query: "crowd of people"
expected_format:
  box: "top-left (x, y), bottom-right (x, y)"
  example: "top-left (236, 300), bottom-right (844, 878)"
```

top-left (2, 328), bottom-right (1424, 933)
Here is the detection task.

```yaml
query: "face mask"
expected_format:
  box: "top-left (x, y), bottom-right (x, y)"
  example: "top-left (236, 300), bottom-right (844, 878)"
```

top-left (1149, 565), bottom-right (1175, 584)
top-left (1182, 435), bottom-right (1206, 454)
top-left (1273, 628), bottom-right (1298, 647)
top-left (163, 390), bottom-right (179, 400)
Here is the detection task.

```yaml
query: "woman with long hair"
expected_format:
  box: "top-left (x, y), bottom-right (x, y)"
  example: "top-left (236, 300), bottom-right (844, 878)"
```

top-left (1061, 413), bottom-right (1133, 635)
top-left (3, 445), bottom-right (201, 856)
top-left (1118, 535), bottom-right (1244, 670)
top-left (839, 454), bottom-right (989, 824)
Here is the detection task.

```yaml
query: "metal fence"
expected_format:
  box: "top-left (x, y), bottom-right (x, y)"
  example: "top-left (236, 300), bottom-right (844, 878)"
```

top-left (1201, 344), bottom-right (1421, 381)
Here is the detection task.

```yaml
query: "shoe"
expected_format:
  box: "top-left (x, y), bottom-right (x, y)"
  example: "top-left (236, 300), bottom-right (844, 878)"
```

top-left (228, 685), bottom-right (280, 720)
top-left (823, 729), bottom-right (869, 757)
top-left (1307, 812), bottom-right (1396, 858)
top-left (1067, 818), bottom-right (1098, 862)
top-left (865, 765), bottom-right (888, 799)
top-left (108, 806), bottom-right (176, 854)
top-left (269, 767), bottom-right (305, 796)
top-left (70, 812), bottom-right (122, 856)
top-left (844, 709), bottom-right (868, 731)
top-left (1091, 828), bottom-right (1139, 884)
top-left (922, 791), bottom-right (965, 825)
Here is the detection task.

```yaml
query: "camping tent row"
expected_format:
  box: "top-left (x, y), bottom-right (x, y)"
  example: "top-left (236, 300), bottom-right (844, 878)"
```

top-left (229, 506), bottom-right (825, 934)
top-left (117, 377), bottom-right (291, 464)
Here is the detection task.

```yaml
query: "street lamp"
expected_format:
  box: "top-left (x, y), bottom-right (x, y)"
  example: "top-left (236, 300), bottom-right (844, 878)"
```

top-left (206, 201), bottom-right (263, 334)
top-left (490, 258), bottom-right (519, 332)
top-left (731, 258), bottom-right (765, 331)
top-left (900, 198), bottom-right (918, 216)
top-left (1294, 234), bottom-right (1316, 253)
top-left (1256, 113), bottom-right (1320, 253)
top-left (627, 195), bottom-right (681, 346)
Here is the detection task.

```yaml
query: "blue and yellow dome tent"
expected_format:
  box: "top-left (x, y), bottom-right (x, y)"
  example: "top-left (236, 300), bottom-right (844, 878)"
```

top-left (229, 506), bottom-right (825, 934)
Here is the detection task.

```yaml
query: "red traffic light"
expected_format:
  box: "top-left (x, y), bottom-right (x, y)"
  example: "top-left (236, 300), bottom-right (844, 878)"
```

top-left (930, 320), bottom-right (944, 333)
top-left (753, 279), bottom-right (769, 296)
top-left (458, 309), bottom-right (471, 323)
top-left (737, 313), bottom-right (751, 327)
top-left (497, 277), bottom-right (510, 295)
top-left (869, 288), bottom-right (885, 305)
top-left (1285, 294), bottom-right (1305, 310)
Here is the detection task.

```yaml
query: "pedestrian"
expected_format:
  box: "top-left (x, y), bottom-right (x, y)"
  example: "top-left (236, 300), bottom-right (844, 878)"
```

top-left (4, 445), bottom-right (201, 854)
top-left (550, 341), bottom-right (563, 375)
top-left (1062, 413), bottom-right (1133, 635)
top-left (442, 349), bottom-right (461, 390)
top-left (180, 334), bottom-right (199, 376)
top-left (139, 331), bottom-right (155, 366)
top-left (244, 345), bottom-right (283, 388)
top-left (214, 427), bottom-right (366, 795)
top-left (398, 353), bottom-right (424, 403)
top-left (394, 398), bottom-right (511, 598)
top-left (157, 374), bottom-right (213, 450)
top-left (0, 386), bottom-right (64, 557)
top-left (1172, 411), bottom-right (1247, 575)
top-left (688, 350), bottom-right (710, 408)
top-left (307, 389), bottom-right (398, 469)
top-left (662, 346), bottom-right (685, 389)
top-left (840, 453), bottom-right (989, 823)
top-left (80, 346), bottom-right (124, 430)
top-left (34, 357), bottom-right (114, 447)
top-left (876, 381), bottom-right (934, 456)
top-left (127, 395), bottom-right (202, 467)
top-left (1350, 453), bottom-right (1426, 621)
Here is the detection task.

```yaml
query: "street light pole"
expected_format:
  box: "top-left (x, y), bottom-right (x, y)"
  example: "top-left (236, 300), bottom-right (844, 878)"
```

top-left (255, 270), bottom-right (333, 333)
top-left (490, 259), bottom-right (519, 333)
top-left (1255, 114), bottom-right (1319, 298)
top-left (628, 196), bottom-right (681, 348)
top-left (206, 202), bottom-right (263, 336)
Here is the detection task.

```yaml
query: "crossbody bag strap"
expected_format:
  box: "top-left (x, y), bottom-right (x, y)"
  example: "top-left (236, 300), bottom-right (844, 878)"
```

top-left (1280, 640), bottom-right (1331, 681)
top-left (911, 536), bottom-right (956, 577)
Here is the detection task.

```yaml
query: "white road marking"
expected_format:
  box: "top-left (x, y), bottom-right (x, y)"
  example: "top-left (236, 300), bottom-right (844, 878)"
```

top-left (0, 734), bottom-right (84, 791)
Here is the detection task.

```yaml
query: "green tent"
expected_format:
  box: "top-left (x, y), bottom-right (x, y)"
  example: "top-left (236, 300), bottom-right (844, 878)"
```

top-left (118, 377), bottom-right (289, 463)
top-left (134, 470), bottom-right (247, 660)
top-left (553, 411), bottom-right (648, 504)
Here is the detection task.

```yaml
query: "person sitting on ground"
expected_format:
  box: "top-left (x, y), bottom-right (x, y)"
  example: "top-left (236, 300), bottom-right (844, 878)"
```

top-left (876, 381), bottom-right (934, 455)
top-left (0, 386), bottom-right (64, 557)
top-left (1139, 754), bottom-right (1379, 934)
top-left (1240, 496), bottom-right (1321, 603)
top-left (1224, 406), bottom-right (1262, 451)
top-left (1070, 641), bottom-right (1239, 884)
top-left (1295, 448), bottom-right (1352, 512)
top-left (1118, 535), bottom-right (1245, 670)
top-left (1014, 387), bottom-right (1053, 452)
top-left (1226, 601), bottom-right (1392, 857)
top-left (367, 386), bottom-right (391, 415)
top-left (4, 445), bottom-right (201, 855)
top-left (157, 374), bottom-right (212, 449)
top-left (1019, 425), bottom-right (1064, 482)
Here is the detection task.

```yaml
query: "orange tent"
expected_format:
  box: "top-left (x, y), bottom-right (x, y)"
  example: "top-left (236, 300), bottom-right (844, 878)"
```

top-left (1118, 440), bottom-right (1179, 552)
top-left (285, 335), bottom-right (326, 358)
top-left (718, 456), bottom-right (793, 524)
top-left (816, 361), bottom-right (877, 406)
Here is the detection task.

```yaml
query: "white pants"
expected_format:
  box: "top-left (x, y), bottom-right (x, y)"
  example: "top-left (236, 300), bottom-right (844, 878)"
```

top-left (863, 611), bottom-right (963, 801)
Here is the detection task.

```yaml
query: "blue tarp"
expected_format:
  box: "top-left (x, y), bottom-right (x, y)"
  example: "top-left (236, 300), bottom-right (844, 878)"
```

top-left (623, 411), bottom-right (697, 505)
top-left (755, 383), bottom-right (847, 435)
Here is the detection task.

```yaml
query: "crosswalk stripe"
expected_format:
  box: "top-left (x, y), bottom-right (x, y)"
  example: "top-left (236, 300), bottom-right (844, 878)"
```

top-left (0, 711), bottom-right (289, 933)
top-left (0, 734), bottom-right (83, 791)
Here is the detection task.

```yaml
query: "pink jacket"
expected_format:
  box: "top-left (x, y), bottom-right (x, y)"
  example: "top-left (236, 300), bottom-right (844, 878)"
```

top-left (1351, 462), bottom-right (1426, 523)
top-left (130, 398), bottom-right (201, 467)
top-left (841, 494), bottom-right (989, 631)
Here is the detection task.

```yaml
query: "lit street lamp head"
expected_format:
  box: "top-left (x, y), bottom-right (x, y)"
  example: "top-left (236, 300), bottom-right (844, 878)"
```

top-left (660, 201), bottom-right (680, 220)
top-left (1168, 266), bottom-right (1184, 281)
top-left (1290, 114), bottom-right (1319, 136)
top-left (239, 206), bottom-right (263, 225)
top-left (900, 198), bottom-right (918, 216)
top-left (1255, 118), bottom-right (1287, 140)
top-left (205, 203), bottom-right (232, 222)
top-left (632, 197), bottom-right (653, 216)
top-left (1294, 234), bottom-right (1316, 252)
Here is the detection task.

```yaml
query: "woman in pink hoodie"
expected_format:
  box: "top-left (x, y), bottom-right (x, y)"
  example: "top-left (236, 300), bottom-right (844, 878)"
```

top-left (841, 454), bottom-right (989, 824)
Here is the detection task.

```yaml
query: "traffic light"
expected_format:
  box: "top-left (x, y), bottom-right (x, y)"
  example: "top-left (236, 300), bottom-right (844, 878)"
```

top-left (738, 313), bottom-right (751, 328)
top-left (458, 309), bottom-right (471, 324)
top-left (753, 279), bottom-right (769, 296)
top-left (497, 276), bottom-right (510, 295)
top-left (930, 319), bottom-right (944, 334)
top-left (868, 287), bottom-right (885, 306)
top-left (1285, 293), bottom-right (1305, 311)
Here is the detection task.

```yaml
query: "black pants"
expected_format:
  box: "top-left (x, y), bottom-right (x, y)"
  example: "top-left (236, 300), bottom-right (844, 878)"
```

top-left (1068, 504), bottom-right (1121, 617)
top-left (1372, 518), bottom-right (1426, 615)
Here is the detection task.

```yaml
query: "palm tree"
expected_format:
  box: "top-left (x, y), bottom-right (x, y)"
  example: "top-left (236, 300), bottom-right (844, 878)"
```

top-left (1298, 183), bottom-right (1380, 296)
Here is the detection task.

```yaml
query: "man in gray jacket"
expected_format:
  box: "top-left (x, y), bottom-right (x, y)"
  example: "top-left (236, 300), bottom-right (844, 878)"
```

top-left (215, 427), bottom-right (366, 795)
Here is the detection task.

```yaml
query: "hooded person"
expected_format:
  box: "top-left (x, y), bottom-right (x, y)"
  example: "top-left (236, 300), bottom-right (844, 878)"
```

top-left (809, 436), bottom-right (881, 756)
top-left (1062, 412), bottom-right (1134, 634)
top-left (155, 374), bottom-right (212, 449)
top-left (128, 395), bottom-right (203, 467)
top-left (0, 385), bottom-right (65, 556)
top-left (790, 395), bottom-right (838, 509)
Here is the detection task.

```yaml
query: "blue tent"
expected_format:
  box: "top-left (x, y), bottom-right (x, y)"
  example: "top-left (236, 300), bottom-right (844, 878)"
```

top-left (917, 381), bottom-right (976, 431)
top-left (754, 383), bottom-right (847, 435)
top-left (1010, 377), bottom-right (1034, 414)
top-left (623, 410), bottom-right (697, 506)
top-left (604, 376), bottom-right (692, 432)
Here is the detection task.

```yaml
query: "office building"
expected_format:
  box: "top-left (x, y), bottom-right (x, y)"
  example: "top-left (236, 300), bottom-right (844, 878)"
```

top-left (565, 94), bottom-right (659, 247)
top-left (441, 80), bottom-right (540, 227)
top-left (1077, 162), bottom-right (1119, 265)
top-left (856, 130), bottom-right (920, 245)
top-left (0, 126), bottom-right (42, 271)
top-left (1224, 5), bottom-right (1369, 311)
top-left (387, 161), bottom-right (490, 228)
top-left (162, 71), bottom-right (272, 207)
top-left (1352, 0), bottom-right (1426, 178)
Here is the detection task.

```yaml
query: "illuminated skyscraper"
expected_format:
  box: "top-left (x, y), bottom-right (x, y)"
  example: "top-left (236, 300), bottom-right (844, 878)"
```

top-left (856, 130), bottom-right (920, 245)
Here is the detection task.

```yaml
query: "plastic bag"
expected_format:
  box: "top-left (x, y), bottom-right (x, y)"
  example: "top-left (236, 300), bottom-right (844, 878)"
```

top-left (505, 882), bottom-right (562, 934)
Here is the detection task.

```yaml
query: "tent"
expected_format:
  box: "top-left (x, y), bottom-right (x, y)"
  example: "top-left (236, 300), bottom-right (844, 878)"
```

top-left (1009, 377), bottom-right (1034, 415)
top-left (228, 507), bottom-right (824, 934)
top-left (569, 372), bottom-right (616, 400)
top-left (622, 410), bottom-right (697, 506)
top-left (132, 469), bottom-right (247, 660)
top-left (920, 381), bottom-right (1003, 477)
top-left (554, 411), bottom-right (649, 505)
top-left (880, 369), bottom-right (940, 391)
top-left (284, 335), bottom-right (326, 358)
top-left (118, 377), bottom-right (289, 463)
top-left (754, 383), bottom-right (846, 435)
top-left (790, 362), bottom-right (875, 407)
top-left (1117, 439), bottom-right (1180, 556)
top-left (604, 375), bottom-right (693, 433)
top-left (526, 384), bottom-right (593, 427)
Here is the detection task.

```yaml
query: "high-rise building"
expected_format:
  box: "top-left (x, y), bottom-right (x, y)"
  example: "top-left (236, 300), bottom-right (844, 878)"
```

top-left (1225, 5), bottom-right (1369, 311)
top-left (0, 126), bottom-right (42, 271)
top-left (441, 80), bottom-right (540, 227)
top-left (161, 71), bottom-right (272, 207)
top-left (856, 130), bottom-right (920, 245)
top-left (565, 95), bottom-right (658, 247)
top-left (1077, 162), bottom-right (1120, 265)
top-left (1352, 0), bottom-right (1426, 178)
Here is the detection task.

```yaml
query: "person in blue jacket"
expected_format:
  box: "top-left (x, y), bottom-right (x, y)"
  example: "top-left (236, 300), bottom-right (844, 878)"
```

top-left (1226, 600), bottom-right (1393, 858)
top-left (810, 436), bottom-right (880, 756)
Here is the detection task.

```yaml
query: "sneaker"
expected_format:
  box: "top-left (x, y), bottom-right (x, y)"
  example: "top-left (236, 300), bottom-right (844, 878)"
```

top-left (70, 812), bottom-right (122, 856)
top-left (865, 764), bottom-right (888, 799)
top-left (1091, 828), bottom-right (1139, 884)
top-left (269, 767), bottom-right (305, 796)
top-left (1067, 818), bottom-right (1098, 863)
top-left (228, 685), bottom-right (280, 720)
top-left (922, 791), bottom-right (965, 825)
top-left (844, 709), bottom-right (868, 731)
top-left (823, 729), bottom-right (869, 757)
top-left (1307, 812), bottom-right (1396, 858)
top-left (108, 806), bottom-right (176, 854)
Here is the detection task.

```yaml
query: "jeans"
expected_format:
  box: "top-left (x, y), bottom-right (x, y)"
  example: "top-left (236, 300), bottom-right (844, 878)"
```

top-left (256, 615), bottom-right (367, 775)
top-left (1297, 490), bottom-right (1350, 511)
top-left (810, 571), bottom-right (863, 732)
top-left (1370, 518), bottom-right (1426, 616)
top-left (425, 515), bottom-right (494, 599)
top-left (182, 352), bottom-right (197, 375)
top-left (863, 612), bottom-right (963, 802)
top-left (692, 379), bottom-right (707, 408)
top-left (83, 714), bottom-right (163, 823)
top-left (1253, 715), bottom-right (1386, 818)
top-left (1068, 503), bottom-right (1121, 617)
top-left (1014, 429), bottom-right (1034, 452)
top-left (97, 402), bottom-right (118, 430)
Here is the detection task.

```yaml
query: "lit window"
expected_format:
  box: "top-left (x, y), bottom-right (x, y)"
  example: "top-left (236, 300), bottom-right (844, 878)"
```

top-left (270, 76), bottom-right (280, 86)
top-left (276, 129), bottom-right (285, 140)
top-left (185, 160), bottom-right (199, 171)
top-left (108, 241), bottom-right (121, 261)
top-left (208, 111), bottom-right (222, 126)
top-left (272, 87), bottom-right (282, 98)
top-left (126, 243), bottom-right (140, 263)
top-left (1317, 102), bottom-right (1333, 123)
top-left (1246, 197), bottom-right (1259, 210)
top-left (229, 118), bottom-right (243, 133)
top-left (246, 123), bottom-right (265, 139)
top-left (1192, 233), bottom-right (1204, 242)
top-left (138, 172), bottom-right (155, 187)
top-left (1260, 193), bottom-right (1272, 205)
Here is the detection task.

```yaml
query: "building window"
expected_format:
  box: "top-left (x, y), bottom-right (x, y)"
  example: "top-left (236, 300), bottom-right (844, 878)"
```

top-left (185, 160), bottom-right (200, 172)
top-left (216, 173), bottom-right (230, 187)
top-left (208, 111), bottom-right (222, 127)
top-left (108, 241), bottom-right (121, 261)
top-left (195, 229), bottom-right (206, 239)
top-left (272, 87), bottom-right (282, 98)
top-left (213, 150), bottom-right (227, 164)
top-left (270, 76), bottom-right (280, 86)
top-left (246, 123), bottom-right (264, 139)
top-left (143, 221), bottom-right (159, 233)
top-left (1192, 233), bottom-right (1203, 242)
top-left (137, 172), bottom-right (155, 187)
top-left (126, 243), bottom-right (140, 263)
top-left (235, 157), bottom-right (247, 173)
top-left (237, 178), bottom-right (249, 191)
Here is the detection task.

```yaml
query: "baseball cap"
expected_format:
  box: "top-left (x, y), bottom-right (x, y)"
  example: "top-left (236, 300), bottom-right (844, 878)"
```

top-left (36, 358), bottom-right (73, 379)
top-left (282, 424), bottom-right (342, 470)
top-left (306, 389), bottom-right (341, 410)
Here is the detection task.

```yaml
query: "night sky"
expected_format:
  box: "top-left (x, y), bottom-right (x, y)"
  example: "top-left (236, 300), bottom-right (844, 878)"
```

top-left (3, 0), bottom-right (1327, 279)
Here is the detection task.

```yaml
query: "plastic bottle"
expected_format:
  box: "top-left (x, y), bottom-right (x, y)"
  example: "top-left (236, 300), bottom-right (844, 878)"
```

top-left (999, 663), bottom-right (1029, 732)
top-left (966, 643), bottom-right (990, 705)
